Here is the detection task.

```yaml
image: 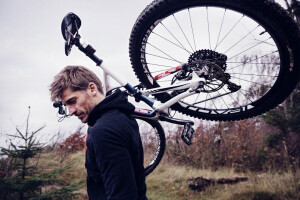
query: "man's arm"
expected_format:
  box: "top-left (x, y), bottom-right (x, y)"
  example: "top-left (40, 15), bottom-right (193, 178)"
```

top-left (92, 126), bottom-right (139, 200)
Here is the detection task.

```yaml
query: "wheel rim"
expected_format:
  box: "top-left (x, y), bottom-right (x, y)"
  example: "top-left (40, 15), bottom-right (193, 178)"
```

top-left (136, 119), bottom-right (163, 175)
top-left (138, 5), bottom-right (282, 117)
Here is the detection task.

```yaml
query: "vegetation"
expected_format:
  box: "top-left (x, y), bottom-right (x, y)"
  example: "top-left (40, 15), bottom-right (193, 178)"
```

top-left (8, 150), bottom-right (298, 200)
top-left (0, 107), bottom-right (81, 200)
top-left (163, 115), bottom-right (300, 172)
top-left (146, 159), bottom-right (300, 200)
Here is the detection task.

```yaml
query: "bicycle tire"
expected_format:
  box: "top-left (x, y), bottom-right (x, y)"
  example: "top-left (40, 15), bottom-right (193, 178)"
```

top-left (135, 117), bottom-right (166, 176)
top-left (129, 0), bottom-right (300, 121)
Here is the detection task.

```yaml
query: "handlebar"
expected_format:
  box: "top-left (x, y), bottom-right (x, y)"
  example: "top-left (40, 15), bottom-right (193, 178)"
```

top-left (53, 101), bottom-right (66, 115)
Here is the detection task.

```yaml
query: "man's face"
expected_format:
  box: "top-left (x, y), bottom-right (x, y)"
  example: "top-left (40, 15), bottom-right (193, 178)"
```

top-left (61, 87), bottom-right (96, 123)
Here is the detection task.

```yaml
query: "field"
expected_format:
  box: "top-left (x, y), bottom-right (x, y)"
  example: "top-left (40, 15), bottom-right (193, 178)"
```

top-left (37, 150), bottom-right (300, 200)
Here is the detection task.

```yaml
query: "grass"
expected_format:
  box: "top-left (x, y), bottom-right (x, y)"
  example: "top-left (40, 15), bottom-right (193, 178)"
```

top-left (35, 150), bottom-right (88, 199)
top-left (147, 160), bottom-right (300, 200)
top-left (146, 159), bottom-right (242, 200)
top-left (35, 150), bottom-right (300, 200)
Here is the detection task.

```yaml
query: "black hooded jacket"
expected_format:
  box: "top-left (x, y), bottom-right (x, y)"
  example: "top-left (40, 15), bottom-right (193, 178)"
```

top-left (85, 89), bottom-right (147, 200)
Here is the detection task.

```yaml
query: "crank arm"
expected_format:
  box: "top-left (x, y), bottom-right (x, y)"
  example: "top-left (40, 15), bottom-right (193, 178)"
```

top-left (159, 114), bottom-right (194, 126)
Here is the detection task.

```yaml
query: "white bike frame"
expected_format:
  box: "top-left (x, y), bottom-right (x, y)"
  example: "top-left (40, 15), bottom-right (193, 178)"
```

top-left (99, 60), bottom-right (204, 115)
top-left (71, 37), bottom-right (205, 120)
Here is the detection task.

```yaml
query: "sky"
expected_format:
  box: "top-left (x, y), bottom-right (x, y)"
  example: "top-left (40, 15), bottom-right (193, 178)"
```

top-left (0, 0), bottom-right (287, 147)
top-left (0, 0), bottom-right (152, 146)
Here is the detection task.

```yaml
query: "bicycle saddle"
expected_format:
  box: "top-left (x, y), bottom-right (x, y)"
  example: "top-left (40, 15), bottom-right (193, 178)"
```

top-left (61, 12), bottom-right (81, 55)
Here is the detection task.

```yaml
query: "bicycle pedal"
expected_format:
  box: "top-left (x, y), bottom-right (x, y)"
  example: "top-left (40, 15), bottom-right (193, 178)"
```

top-left (181, 123), bottom-right (194, 145)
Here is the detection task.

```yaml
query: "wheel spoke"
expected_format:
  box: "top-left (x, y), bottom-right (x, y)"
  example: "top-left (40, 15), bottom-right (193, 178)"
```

top-left (222, 87), bottom-right (243, 107)
top-left (208, 93), bottom-right (218, 110)
top-left (204, 92), bottom-right (209, 108)
top-left (160, 22), bottom-right (192, 54)
top-left (216, 90), bottom-right (230, 109)
top-left (224, 25), bottom-right (260, 54)
top-left (147, 42), bottom-right (182, 63)
top-left (150, 68), bottom-right (173, 73)
top-left (193, 93), bottom-right (201, 105)
top-left (231, 76), bottom-right (272, 87)
top-left (214, 9), bottom-right (227, 51)
top-left (145, 52), bottom-right (183, 63)
top-left (192, 91), bottom-right (232, 106)
top-left (239, 88), bottom-right (255, 104)
top-left (206, 7), bottom-right (212, 50)
top-left (152, 31), bottom-right (193, 54)
top-left (227, 50), bottom-right (279, 71)
top-left (227, 37), bottom-right (272, 61)
top-left (188, 8), bottom-right (197, 51)
top-left (215, 15), bottom-right (244, 49)
top-left (227, 61), bottom-right (279, 64)
top-left (229, 72), bottom-right (278, 78)
top-left (253, 39), bottom-right (276, 47)
top-left (173, 14), bottom-right (195, 52)
top-left (147, 63), bottom-right (176, 68)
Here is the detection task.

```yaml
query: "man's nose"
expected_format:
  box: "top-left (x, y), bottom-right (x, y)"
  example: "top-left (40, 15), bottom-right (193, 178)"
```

top-left (68, 106), bottom-right (76, 116)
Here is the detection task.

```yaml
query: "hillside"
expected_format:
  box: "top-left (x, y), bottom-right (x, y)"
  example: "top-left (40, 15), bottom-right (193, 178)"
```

top-left (37, 150), bottom-right (300, 200)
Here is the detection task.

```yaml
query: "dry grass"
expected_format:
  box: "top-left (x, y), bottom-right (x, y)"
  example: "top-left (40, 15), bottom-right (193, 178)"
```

top-left (146, 157), bottom-right (300, 200)
top-left (33, 149), bottom-right (300, 200)
top-left (34, 150), bottom-right (88, 199)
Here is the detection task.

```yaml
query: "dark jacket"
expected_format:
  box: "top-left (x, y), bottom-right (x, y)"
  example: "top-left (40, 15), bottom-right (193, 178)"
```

top-left (85, 89), bottom-right (147, 200)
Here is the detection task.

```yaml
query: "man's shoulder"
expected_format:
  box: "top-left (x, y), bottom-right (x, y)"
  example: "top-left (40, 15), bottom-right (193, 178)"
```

top-left (98, 108), bottom-right (134, 125)
top-left (89, 109), bottom-right (136, 135)
top-left (87, 110), bottom-right (138, 148)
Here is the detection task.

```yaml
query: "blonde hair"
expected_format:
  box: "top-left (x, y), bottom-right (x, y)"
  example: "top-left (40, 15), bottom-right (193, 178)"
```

top-left (49, 65), bottom-right (103, 101)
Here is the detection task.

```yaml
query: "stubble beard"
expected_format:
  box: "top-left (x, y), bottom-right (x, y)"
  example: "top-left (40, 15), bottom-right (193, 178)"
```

top-left (80, 99), bottom-right (97, 124)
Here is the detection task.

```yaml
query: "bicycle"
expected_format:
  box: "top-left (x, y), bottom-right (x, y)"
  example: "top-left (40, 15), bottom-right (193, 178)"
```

top-left (54, 0), bottom-right (300, 176)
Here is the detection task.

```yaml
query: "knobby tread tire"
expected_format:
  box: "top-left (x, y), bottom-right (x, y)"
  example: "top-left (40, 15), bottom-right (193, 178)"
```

top-left (129, 0), bottom-right (300, 121)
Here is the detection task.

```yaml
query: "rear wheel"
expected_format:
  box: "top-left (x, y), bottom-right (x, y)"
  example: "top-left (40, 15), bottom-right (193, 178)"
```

top-left (129, 0), bottom-right (300, 121)
top-left (136, 117), bottom-right (166, 176)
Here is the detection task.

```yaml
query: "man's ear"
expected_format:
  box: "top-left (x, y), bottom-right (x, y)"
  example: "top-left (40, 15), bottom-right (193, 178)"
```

top-left (88, 82), bottom-right (98, 96)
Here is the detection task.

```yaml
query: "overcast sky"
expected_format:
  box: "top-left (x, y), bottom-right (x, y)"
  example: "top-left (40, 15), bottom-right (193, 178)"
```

top-left (0, 0), bottom-right (152, 146)
top-left (0, 0), bottom-right (287, 147)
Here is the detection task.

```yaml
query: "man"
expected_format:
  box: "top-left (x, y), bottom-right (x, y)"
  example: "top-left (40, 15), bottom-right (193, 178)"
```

top-left (49, 65), bottom-right (148, 200)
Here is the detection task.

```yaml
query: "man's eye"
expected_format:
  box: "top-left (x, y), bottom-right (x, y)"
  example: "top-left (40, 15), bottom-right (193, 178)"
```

top-left (70, 100), bottom-right (76, 104)
top-left (68, 99), bottom-right (76, 105)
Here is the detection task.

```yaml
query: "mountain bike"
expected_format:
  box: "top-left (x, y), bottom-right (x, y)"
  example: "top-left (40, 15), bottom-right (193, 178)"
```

top-left (54, 0), bottom-right (300, 176)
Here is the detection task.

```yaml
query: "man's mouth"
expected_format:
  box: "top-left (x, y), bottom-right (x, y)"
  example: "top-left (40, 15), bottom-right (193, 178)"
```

top-left (78, 113), bottom-right (84, 119)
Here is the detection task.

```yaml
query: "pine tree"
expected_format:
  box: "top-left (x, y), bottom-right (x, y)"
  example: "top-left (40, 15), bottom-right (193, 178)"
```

top-left (0, 107), bottom-right (80, 200)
